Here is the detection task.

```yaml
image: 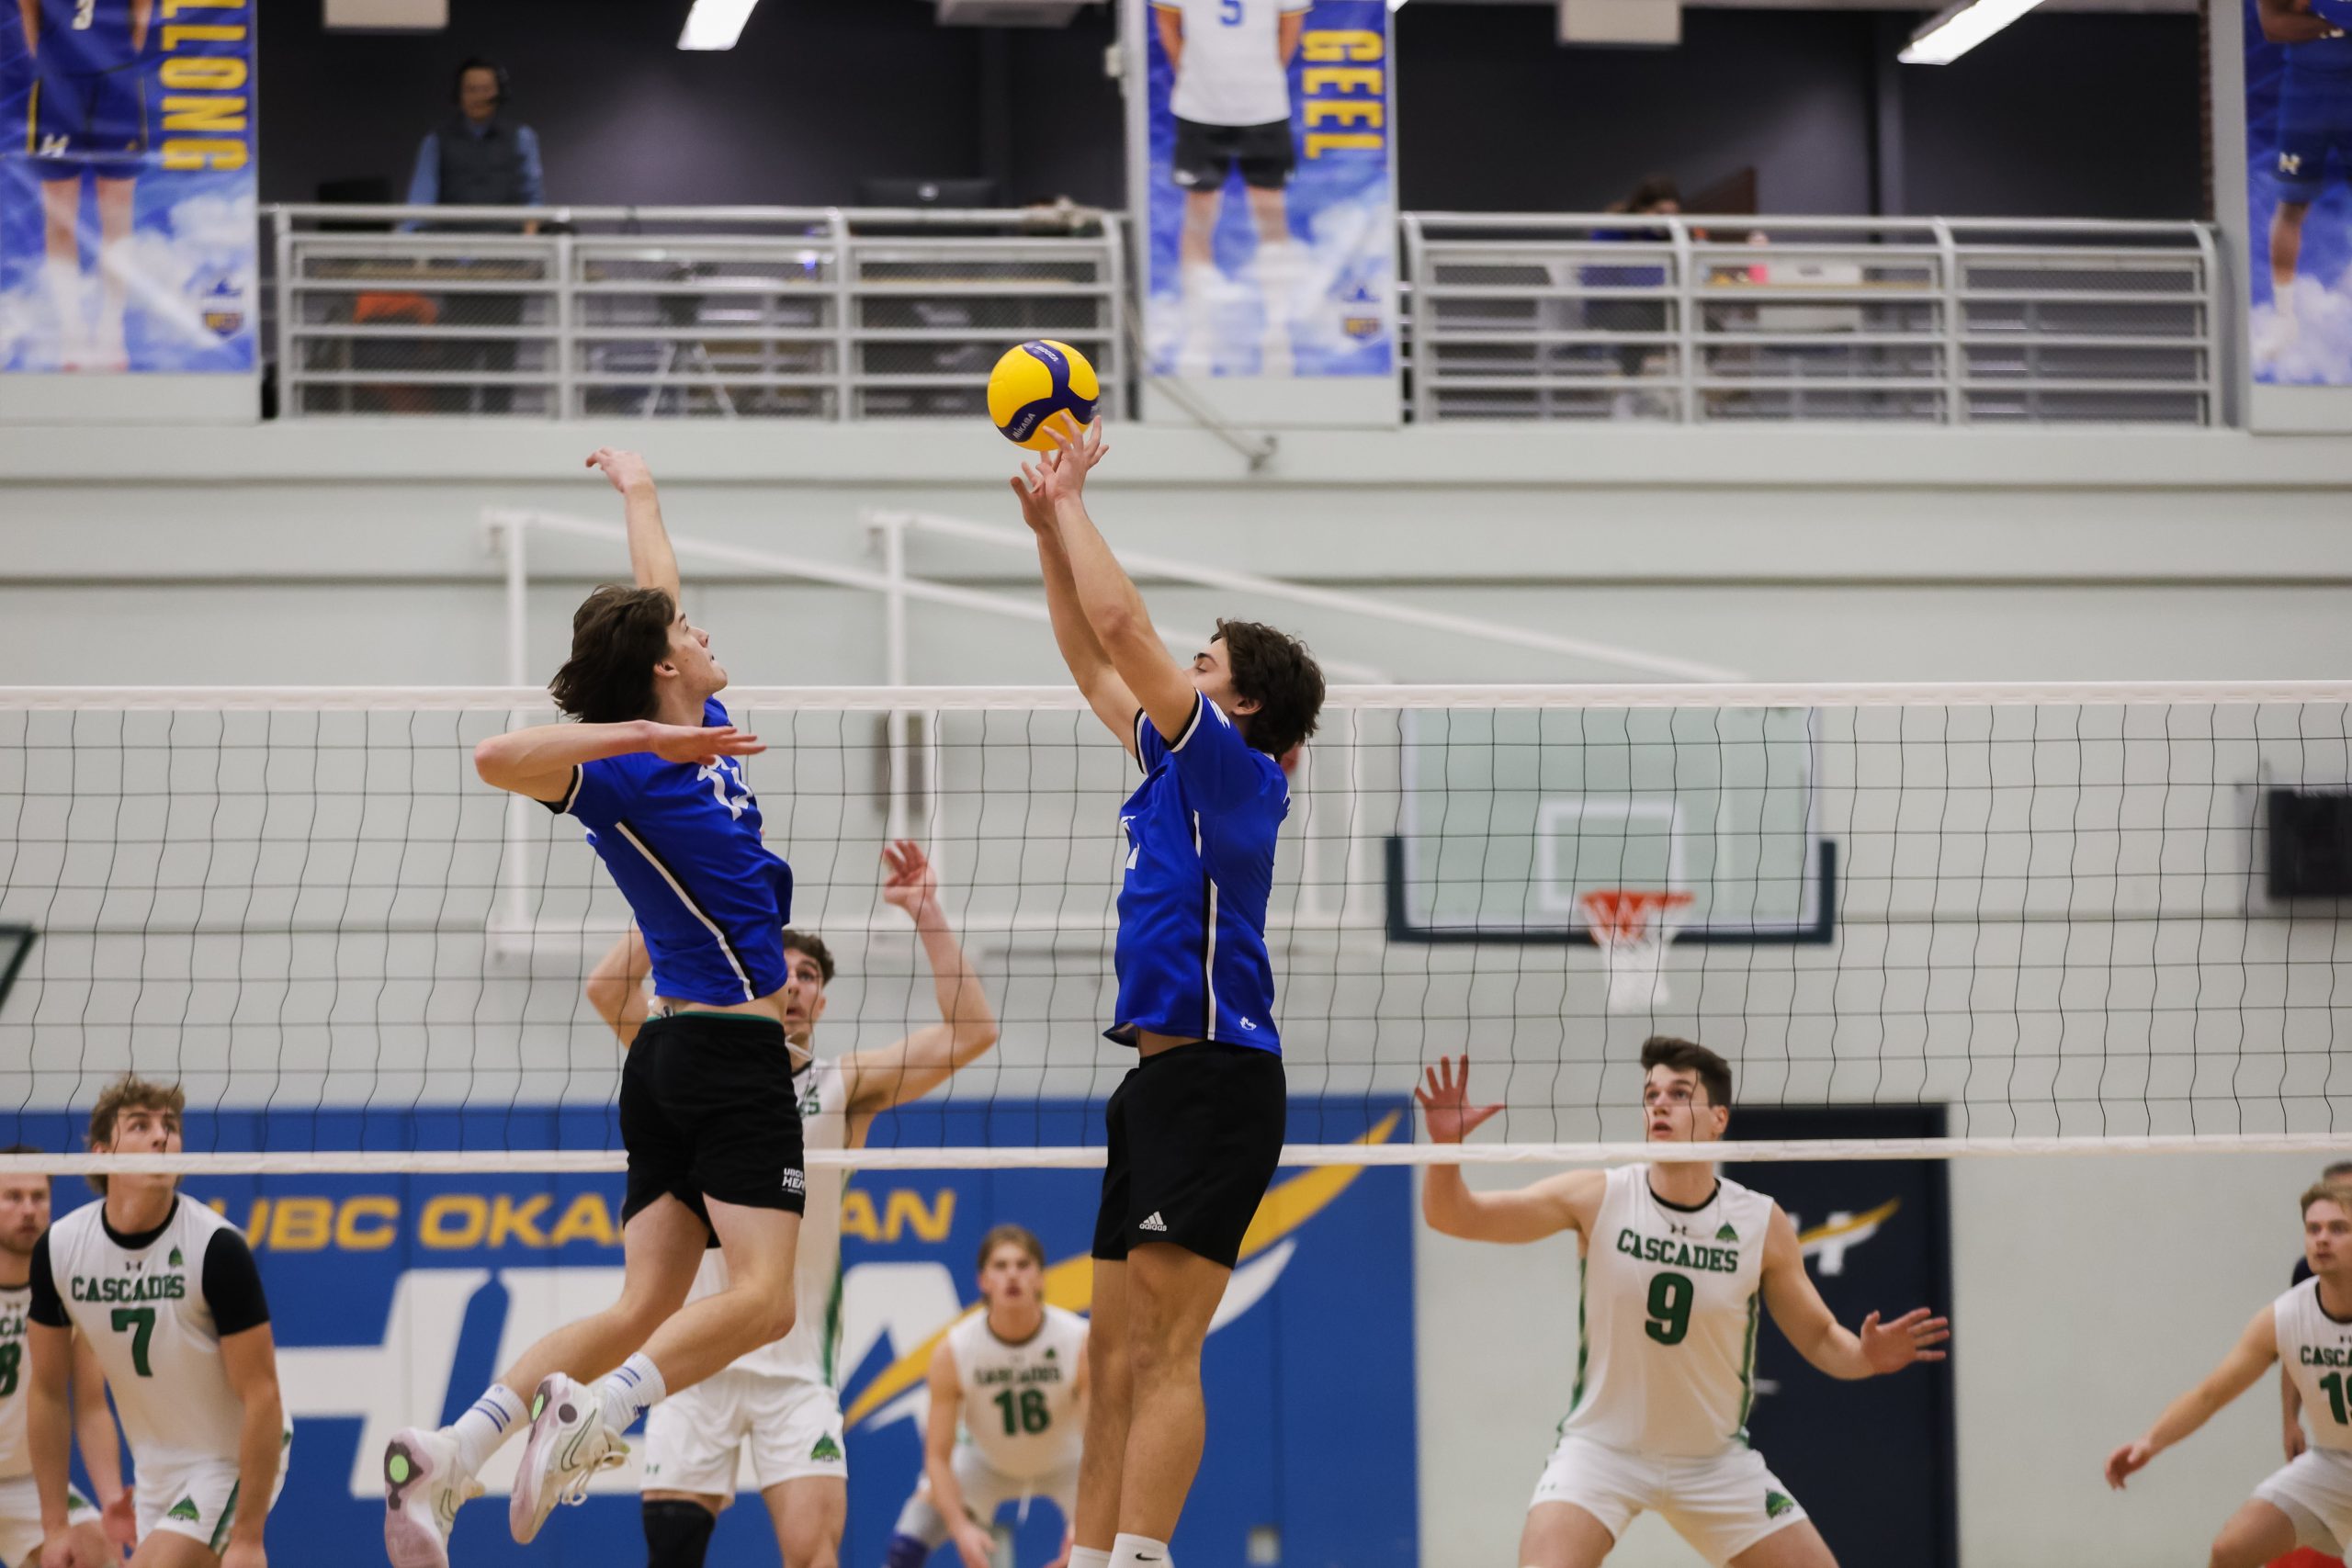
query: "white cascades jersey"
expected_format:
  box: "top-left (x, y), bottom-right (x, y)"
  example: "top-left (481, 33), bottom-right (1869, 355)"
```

top-left (684, 1055), bottom-right (849, 1383)
top-left (1156, 0), bottom-right (1309, 128)
top-left (1558, 1166), bottom-right (1775, 1459)
top-left (949, 1304), bottom-right (1086, 1482)
top-left (0, 1283), bottom-right (27, 1481)
top-left (43, 1199), bottom-right (268, 1465)
top-left (2278, 1276), bottom-right (2352, 1453)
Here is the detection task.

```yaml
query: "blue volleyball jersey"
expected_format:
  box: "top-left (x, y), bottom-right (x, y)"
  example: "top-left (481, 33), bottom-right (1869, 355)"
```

top-left (35, 0), bottom-right (143, 79)
top-left (1110, 692), bottom-right (1288, 1054)
top-left (547, 698), bottom-right (794, 1006)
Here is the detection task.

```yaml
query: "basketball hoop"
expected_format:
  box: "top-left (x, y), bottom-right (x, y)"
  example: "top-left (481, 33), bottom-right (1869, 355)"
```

top-left (1580, 888), bottom-right (1694, 1013)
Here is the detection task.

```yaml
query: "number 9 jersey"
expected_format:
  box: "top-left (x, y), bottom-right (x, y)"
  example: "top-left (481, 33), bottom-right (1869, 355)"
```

top-left (1555, 1165), bottom-right (1775, 1460)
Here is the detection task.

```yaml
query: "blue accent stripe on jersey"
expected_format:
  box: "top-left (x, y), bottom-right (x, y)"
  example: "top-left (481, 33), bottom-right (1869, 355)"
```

top-left (612, 819), bottom-right (755, 1001)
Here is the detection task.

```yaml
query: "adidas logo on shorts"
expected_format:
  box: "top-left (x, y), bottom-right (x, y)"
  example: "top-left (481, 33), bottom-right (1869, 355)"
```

top-left (1139, 1212), bottom-right (1168, 1233)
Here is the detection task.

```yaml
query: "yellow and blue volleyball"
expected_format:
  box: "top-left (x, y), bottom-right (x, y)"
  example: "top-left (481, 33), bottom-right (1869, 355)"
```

top-left (988, 339), bottom-right (1100, 451)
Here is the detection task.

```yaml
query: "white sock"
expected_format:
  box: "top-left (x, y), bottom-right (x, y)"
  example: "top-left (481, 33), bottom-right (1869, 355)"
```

top-left (41, 258), bottom-right (85, 351)
top-left (1110, 1533), bottom-right (1171, 1567)
top-left (1069, 1551), bottom-right (1113, 1568)
top-left (596, 1352), bottom-right (667, 1433)
top-left (447, 1383), bottom-right (526, 1474)
top-left (96, 238), bottom-right (132, 352)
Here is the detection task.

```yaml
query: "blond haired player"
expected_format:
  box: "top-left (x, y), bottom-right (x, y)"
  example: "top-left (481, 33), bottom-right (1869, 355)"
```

top-left (885, 1224), bottom-right (1089, 1568)
top-left (585, 840), bottom-right (1000, 1568)
top-left (0, 1150), bottom-right (127, 1568)
top-left (1416, 1040), bottom-right (1949, 1568)
top-left (26, 1077), bottom-right (288, 1568)
top-left (2108, 1180), bottom-right (2352, 1565)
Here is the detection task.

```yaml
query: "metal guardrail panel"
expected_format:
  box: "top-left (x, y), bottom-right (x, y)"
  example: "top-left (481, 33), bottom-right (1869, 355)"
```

top-left (272, 206), bottom-right (1124, 423)
top-left (267, 206), bottom-right (2222, 428)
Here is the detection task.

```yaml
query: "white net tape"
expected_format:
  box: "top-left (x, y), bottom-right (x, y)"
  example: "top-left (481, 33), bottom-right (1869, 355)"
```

top-left (6, 681), bottom-right (2350, 1172)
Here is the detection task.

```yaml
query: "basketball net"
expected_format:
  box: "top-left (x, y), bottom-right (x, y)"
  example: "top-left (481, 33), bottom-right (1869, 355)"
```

top-left (1580, 889), bottom-right (1694, 1013)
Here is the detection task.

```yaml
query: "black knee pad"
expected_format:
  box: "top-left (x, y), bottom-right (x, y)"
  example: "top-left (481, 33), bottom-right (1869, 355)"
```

top-left (643, 1499), bottom-right (718, 1568)
top-left (885, 1532), bottom-right (933, 1568)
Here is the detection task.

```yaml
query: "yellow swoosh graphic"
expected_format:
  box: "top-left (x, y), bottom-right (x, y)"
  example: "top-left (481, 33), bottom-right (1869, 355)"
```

top-left (1798, 1198), bottom-right (1899, 1247)
top-left (844, 1111), bottom-right (1404, 1429)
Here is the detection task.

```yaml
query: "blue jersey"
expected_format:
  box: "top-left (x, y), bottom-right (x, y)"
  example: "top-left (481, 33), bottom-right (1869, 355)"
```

top-left (35, 0), bottom-right (143, 80)
top-left (1110, 692), bottom-right (1288, 1054)
top-left (547, 698), bottom-right (794, 1006)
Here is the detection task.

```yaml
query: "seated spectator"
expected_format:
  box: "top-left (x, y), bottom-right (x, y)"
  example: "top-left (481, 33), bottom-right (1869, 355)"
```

top-left (1588, 175), bottom-right (1682, 416)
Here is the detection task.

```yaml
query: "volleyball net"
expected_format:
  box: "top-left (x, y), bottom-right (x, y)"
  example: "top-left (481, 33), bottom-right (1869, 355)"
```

top-left (2, 681), bottom-right (2347, 1173)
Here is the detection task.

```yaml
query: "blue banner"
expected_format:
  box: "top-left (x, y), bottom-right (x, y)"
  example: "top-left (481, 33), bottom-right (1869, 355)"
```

top-left (0, 0), bottom-right (255, 373)
top-left (7, 1099), bottom-right (1417, 1567)
top-left (1142, 0), bottom-right (1396, 380)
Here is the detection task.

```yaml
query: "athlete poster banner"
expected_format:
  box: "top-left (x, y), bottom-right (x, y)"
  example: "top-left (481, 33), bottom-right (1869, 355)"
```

top-left (0, 0), bottom-right (255, 374)
top-left (2245, 0), bottom-right (2352, 385)
top-left (4, 1099), bottom-right (1415, 1566)
top-left (1134, 0), bottom-right (1396, 385)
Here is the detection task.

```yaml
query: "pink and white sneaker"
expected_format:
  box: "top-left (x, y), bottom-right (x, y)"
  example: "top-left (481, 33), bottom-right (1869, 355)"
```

top-left (382, 1425), bottom-right (481, 1568)
top-left (508, 1373), bottom-right (627, 1544)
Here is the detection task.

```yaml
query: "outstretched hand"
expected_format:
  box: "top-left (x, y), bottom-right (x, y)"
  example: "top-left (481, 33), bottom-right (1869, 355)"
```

top-left (2104, 1438), bottom-right (2155, 1490)
top-left (1856, 1306), bottom-right (1950, 1373)
top-left (646, 723), bottom-right (763, 766)
top-left (880, 839), bottom-right (941, 917)
top-left (584, 446), bottom-right (655, 496)
top-left (1015, 419), bottom-right (1111, 513)
top-left (1415, 1055), bottom-right (1505, 1145)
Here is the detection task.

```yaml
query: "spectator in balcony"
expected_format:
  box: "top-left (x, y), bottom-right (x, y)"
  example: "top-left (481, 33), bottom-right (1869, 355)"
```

top-left (401, 58), bottom-right (545, 413)
top-left (1588, 175), bottom-right (1681, 417)
top-left (404, 57), bottom-right (544, 221)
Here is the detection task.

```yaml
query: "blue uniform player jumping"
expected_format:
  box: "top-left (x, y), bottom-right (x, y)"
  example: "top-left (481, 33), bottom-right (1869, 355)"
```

top-left (1012, 419), bottom-right (1325, 1568)
top-left (2257, 0), bottom-right (2352, 367)
top-left (21, 0), bottom-right (152, 369)
top-left (380, 448), bottom-right (805, 1568)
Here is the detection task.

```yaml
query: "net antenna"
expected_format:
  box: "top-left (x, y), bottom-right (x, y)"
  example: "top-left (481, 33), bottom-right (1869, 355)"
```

top-left (1579, 888), bottom-right (1694, 1013)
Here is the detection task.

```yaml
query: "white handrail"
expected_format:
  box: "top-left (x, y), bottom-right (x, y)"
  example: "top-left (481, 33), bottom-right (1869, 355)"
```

top-left (869, 507), bottom-right (1745, 683)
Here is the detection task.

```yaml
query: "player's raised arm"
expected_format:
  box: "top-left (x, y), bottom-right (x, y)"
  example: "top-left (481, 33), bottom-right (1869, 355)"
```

top-left (840, 840), bottom-right (1001, 1114)
top-left (586, 448), bottom-right (683, 605)
top-left (1025, 422), bottom-right (1200, 750)
top-left (1012, 456), bottom-right (1141, 750)
top-left (921, 1340), bottom-right (997, 1568)
top-left (2107, 1303), bottom-right (2281, 1489)
top-left (1758, 1205), bottom-right (1949, 1382)
top-left (584, 926), bottom-right (653, 1047)
top-left (1415, 1056), bottom-right (1598, 1244)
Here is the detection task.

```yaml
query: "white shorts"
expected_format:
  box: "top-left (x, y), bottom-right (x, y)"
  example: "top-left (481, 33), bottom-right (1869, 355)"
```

top-left (641, 1369), bottom-right (846, 1498)
top-left (0, 1475), bottom-right (97, 1568)
top-left (892, 1445), bottom-right (1080, 1547)
top-left (1530, 1434), bottom-right (1807, 1567)
top-left (134, 1440), bottom-right (290, 1554)
top-left (2256, 1448), bottom-right (2352, 1554)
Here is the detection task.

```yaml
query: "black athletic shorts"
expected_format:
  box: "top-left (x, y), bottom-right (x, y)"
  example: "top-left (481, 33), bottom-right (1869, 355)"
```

top-left (1171, 117), bottom-right (1295, 191)
top-left (1091, 1041), bottom-right (1286, 1269)
top-left (619, 1011), bottom-right (806, 1233)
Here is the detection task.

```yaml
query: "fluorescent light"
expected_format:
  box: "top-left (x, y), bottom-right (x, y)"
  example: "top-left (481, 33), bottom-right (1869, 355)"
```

top-left (1899, 0), bottom-right (2043, 62)
top-left (678, 0), bottom-right (760, 50)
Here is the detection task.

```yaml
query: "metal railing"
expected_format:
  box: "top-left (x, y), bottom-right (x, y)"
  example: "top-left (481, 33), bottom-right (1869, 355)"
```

top-left (1401, 213), bottom-right (2223, 424)
top-left (271, 204), bottom-right (1125, 422)
top-left (267, 205), bottom-right (2224, 426)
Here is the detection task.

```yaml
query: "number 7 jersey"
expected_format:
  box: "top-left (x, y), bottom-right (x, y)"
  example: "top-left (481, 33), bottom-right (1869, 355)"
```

top-left (1557, 1165), bottom-right (1776, 1460)
top-left (30, 1197), bottom-right (275, 1468)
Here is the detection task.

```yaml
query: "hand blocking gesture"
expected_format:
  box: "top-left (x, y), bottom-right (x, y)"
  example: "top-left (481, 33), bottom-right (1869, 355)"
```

top-left (1415, 1055), bottom-right (1505, 1145)
top-left (1008, 419), bottom-right (1112, 529)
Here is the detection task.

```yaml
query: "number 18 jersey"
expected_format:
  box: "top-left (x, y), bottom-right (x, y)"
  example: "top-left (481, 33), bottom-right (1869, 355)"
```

top-left (1557, 1165), bottom-right (1775, 1460)
top-left (2278, 1276), bottom-right (2352, 1453)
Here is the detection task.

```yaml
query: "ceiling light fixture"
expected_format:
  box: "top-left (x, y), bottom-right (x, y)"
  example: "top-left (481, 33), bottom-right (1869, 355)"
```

top-left (1898, 0), bottom-right (2043, 63)
top-left (678, 0), bottom-right (761, 51)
